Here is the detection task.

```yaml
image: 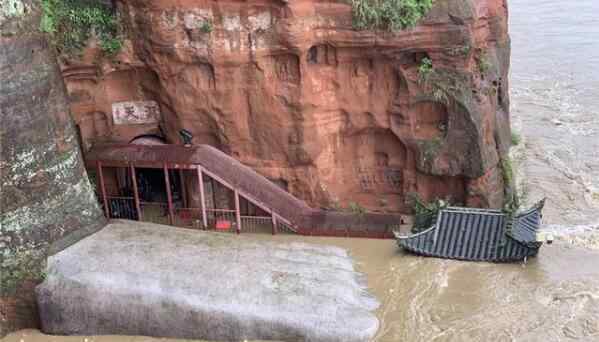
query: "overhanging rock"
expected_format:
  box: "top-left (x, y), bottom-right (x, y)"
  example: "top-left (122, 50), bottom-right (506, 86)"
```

top-left (36, 221), bottom-right (379, 342)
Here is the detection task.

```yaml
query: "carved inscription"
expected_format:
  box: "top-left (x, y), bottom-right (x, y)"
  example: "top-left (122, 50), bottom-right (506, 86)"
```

top-left (357, 167), bottom-right (403, 192)
top-left (112, 101), bottom-right (160, 125)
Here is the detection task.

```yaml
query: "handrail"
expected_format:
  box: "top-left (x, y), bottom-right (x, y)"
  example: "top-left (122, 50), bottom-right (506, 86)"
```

top-left (106, 196), bottom-right (134, 200)
top-left (205, 208), bottom-right (236, 213)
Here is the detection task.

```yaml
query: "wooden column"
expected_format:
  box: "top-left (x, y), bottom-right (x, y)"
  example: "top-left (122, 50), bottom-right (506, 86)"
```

top-left (272, 214), bottom-right (278, 235)
top-left (97, 161), bottom-right (109, 218)
top-left (234, 190), bottom-right (241, 234)
top-left (197, 166), bottom-right (208, 229)
top-left (164, 164), bottom-right (174, 225)
top-left (179, 169), bottom-right (188, 208)
top-left (130, 163), bottom-right (142, 221)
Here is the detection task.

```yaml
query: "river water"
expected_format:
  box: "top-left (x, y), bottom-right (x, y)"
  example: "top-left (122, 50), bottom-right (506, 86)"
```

top-left (265, 236), bottom-right (599, 342)
top-left (4, 1), bottom-right (599, 342)
top-left (357, 2), bottom-right (599, 339)
top-left (510, 0), bottom-right (599, 229)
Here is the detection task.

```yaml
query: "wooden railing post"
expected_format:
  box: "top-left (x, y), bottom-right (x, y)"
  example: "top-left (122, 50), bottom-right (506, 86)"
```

top-left (272, 214), bottom-right (278, 235)
top-left (197, 166), bottom-right (208, 229)
top-left (130, 163), bottom-right (142, 221)
top-left (97, 161), bottom-right (110, 218)
top-left (164, 163), bottom-right (174, 225)
top-left (234, 190), bottom-right (241, 234)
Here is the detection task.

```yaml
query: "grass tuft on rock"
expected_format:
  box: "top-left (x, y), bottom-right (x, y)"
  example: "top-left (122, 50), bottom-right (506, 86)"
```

top-left (511, 131), bottom-right (522, 146)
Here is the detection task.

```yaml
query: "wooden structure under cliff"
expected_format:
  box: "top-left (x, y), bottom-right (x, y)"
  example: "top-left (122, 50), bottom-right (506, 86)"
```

top-left (86, 144), bottom-right (402, 238)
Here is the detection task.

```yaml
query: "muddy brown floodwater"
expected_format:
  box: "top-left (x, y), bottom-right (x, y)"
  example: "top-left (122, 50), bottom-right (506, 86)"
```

top-left (257, 235), bottom-right (599, 342)
top-left (4, 234), bottom-right (599, 342)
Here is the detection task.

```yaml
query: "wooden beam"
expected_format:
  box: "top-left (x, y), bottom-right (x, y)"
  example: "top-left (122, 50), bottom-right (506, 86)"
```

top-left (197, 166), bottom-right (208, 229)
top-left (164, 164), bottom-right (174, 225)
top-left (234, 190), bottom-right (241, 234)
top-left (97, 161), bottom-right (109, 218)
top-left (130, 163), bottom-right (142, 221)
top-left (201, 167), bottom-right (235, 191)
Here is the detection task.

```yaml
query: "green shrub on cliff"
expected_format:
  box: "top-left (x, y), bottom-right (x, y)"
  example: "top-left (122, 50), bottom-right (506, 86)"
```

top-left (351, 0), bottom-right (434, 31)
top-left (500, 155), bottom-right (514, 186)
top-left (347, 202), bottom-right (367, 215)
top-left (40, 0), bottom-right (122, 55)
top-left (418, 57), bottom-right (433, 79)
top-left (408, 193), bottom-right (448, 233)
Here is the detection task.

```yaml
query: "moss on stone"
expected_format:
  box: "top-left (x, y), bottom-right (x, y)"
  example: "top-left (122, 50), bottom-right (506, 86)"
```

top-left (477, 52), bottom-right (491, 74)
top-left (417, 137), bottom-right (442, 165)
top-left (418, 67), bottom-right (474, 107)
top-left (500, 155), bottom-right (520, 212)
top-left (0, 243), bottom-right (47, 296)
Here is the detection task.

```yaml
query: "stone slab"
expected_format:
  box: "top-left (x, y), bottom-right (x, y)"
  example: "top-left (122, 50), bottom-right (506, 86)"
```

top-left (36, 221), bottom-right (379, 342)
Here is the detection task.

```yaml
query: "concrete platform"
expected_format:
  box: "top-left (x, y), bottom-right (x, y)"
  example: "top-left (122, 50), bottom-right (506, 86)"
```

top-left (36, 221), bottom-right (379, 342)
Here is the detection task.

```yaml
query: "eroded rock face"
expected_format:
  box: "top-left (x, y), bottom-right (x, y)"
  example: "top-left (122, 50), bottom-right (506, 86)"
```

top-left (1, 0), bottom-right (105, 335)
top-left (64, 0), bottom-right (511, 212)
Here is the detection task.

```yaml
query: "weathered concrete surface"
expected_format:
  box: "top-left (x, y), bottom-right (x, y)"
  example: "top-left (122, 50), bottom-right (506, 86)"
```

top-left (0, 0), bottom-right (106, 335)
top-left (36, 221), bottom-right (380, 342)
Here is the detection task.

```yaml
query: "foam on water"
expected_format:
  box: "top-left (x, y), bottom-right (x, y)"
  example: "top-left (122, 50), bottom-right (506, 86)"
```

top-left (547, 222), bottom-right (599, 250)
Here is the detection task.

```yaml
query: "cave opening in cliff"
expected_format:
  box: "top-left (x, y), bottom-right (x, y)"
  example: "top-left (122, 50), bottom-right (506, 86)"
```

top-left (129, 134), bottom-right (167, 145)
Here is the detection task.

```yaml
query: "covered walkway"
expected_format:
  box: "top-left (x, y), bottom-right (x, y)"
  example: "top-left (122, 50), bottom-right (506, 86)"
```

top-left (85, 144), bottom-right (401, 238)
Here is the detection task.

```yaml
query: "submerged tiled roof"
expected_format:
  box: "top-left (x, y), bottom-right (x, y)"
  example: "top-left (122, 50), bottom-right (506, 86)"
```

top-left (509, 202), bottom-right (544, 245)
top-left (398, 204), bottom-right (544, 262)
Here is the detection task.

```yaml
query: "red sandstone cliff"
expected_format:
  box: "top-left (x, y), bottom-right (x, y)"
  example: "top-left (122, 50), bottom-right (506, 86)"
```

top-left (63, 0), bottom-right (512, 213)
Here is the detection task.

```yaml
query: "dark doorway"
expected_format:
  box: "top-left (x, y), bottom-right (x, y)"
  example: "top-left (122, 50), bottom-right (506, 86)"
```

top-left (134, 167), bottom-right (182, 224)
